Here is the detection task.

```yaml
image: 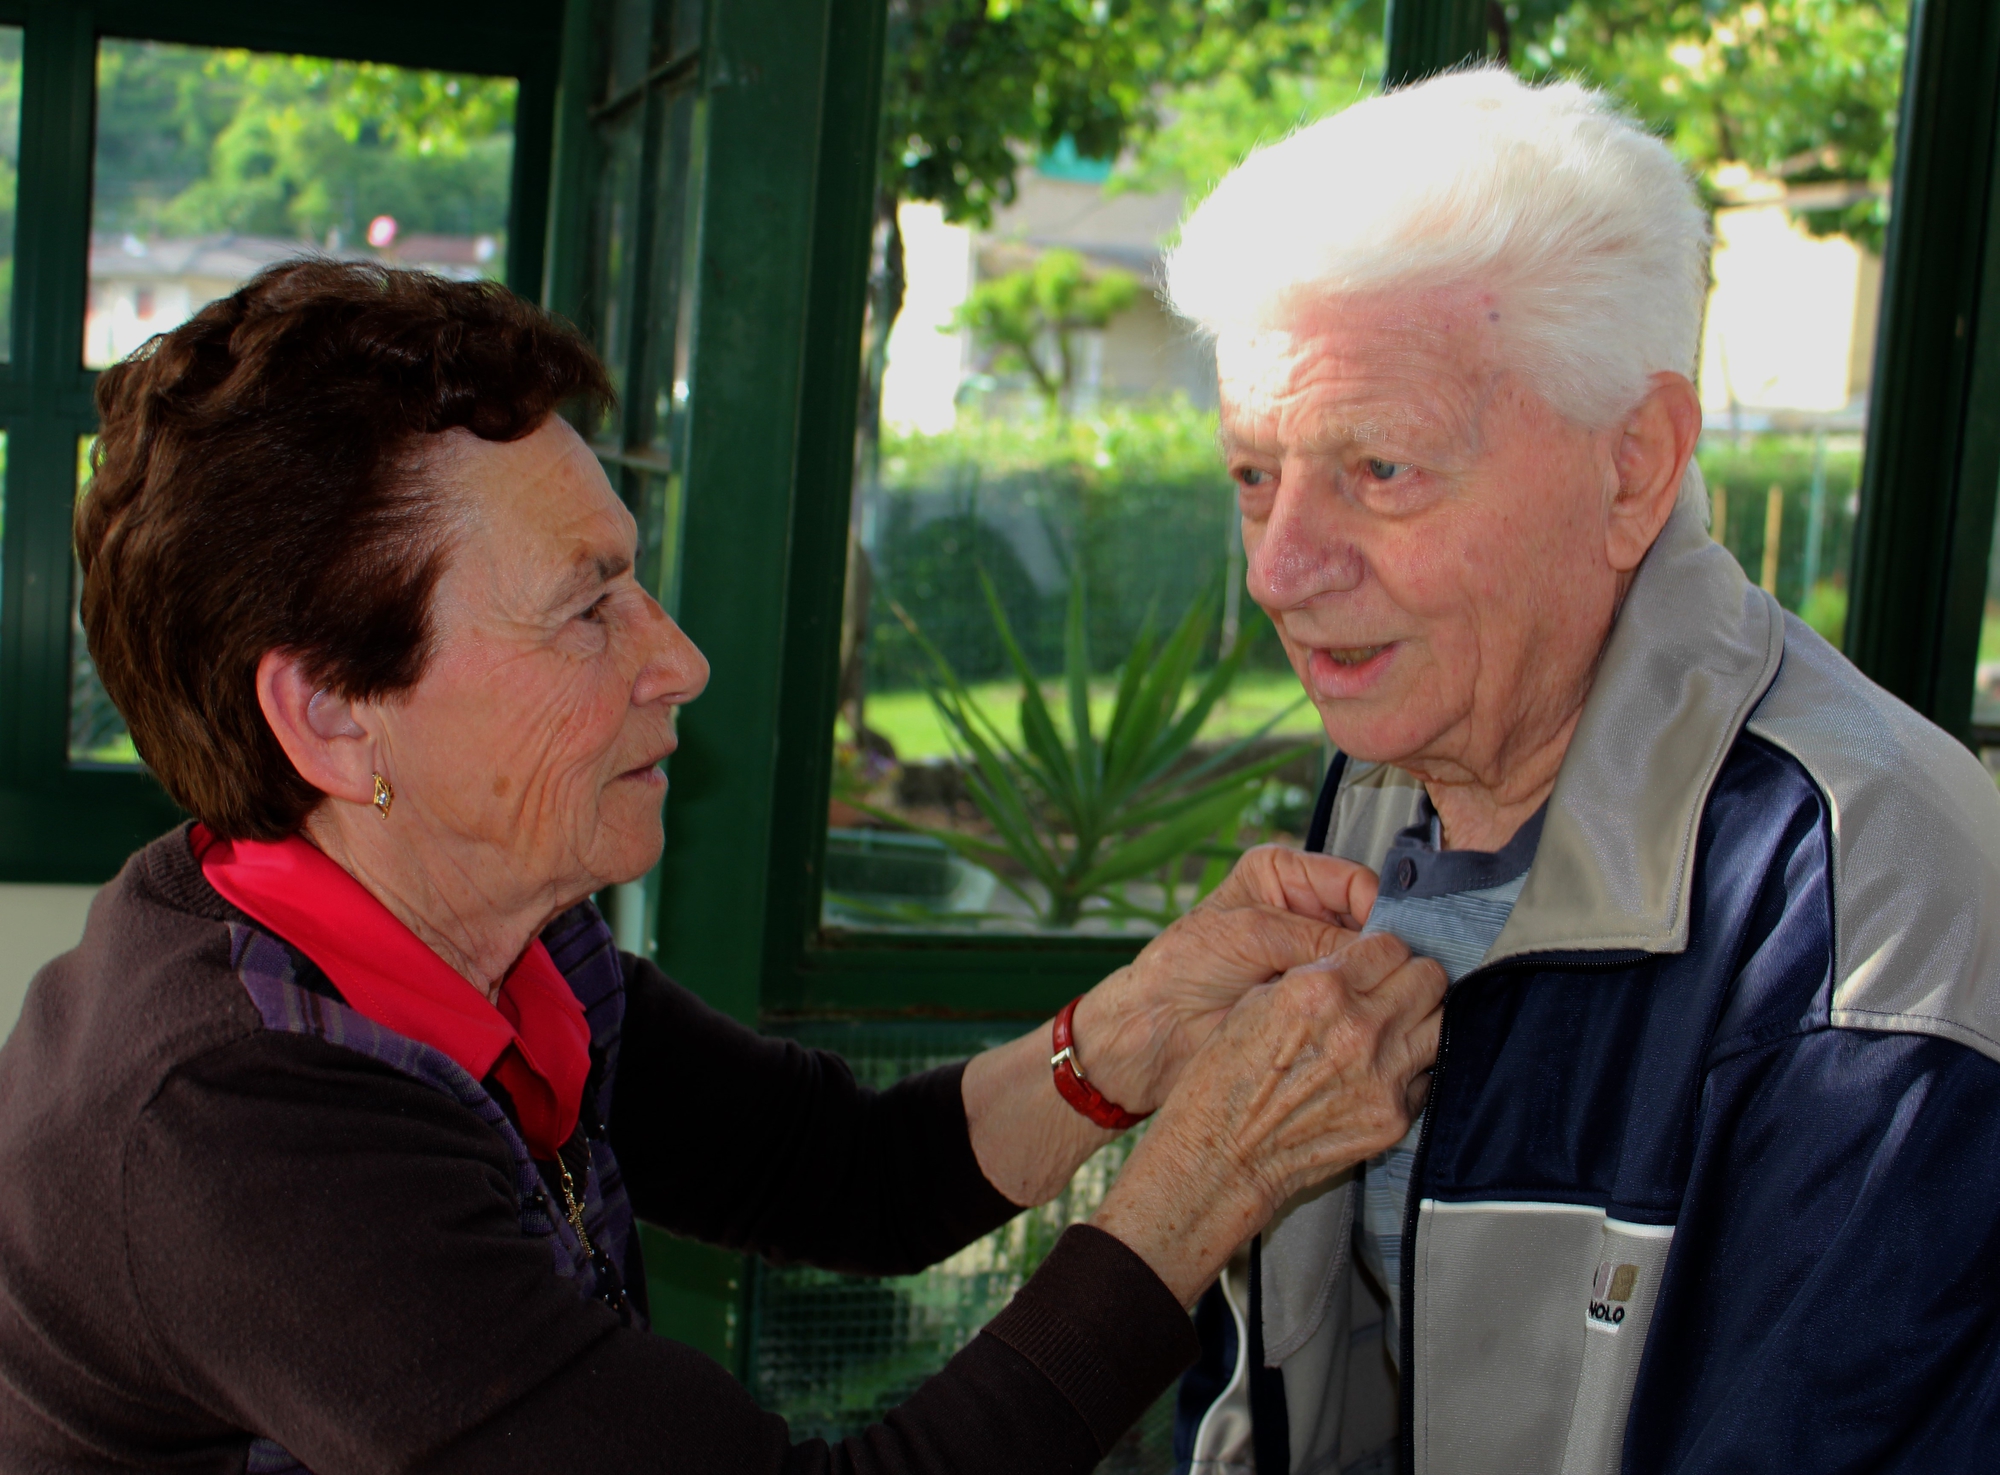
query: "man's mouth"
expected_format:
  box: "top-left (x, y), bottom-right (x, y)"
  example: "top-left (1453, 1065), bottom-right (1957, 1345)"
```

top-left (1322, 645), bottom-right (1388, 667)
top-left (1306, 641), bottom-right (1397, 696)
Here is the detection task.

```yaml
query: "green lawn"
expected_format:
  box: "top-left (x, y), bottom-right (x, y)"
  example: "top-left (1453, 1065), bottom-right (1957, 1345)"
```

top-left (850, 668), bottom-right (1324, 763)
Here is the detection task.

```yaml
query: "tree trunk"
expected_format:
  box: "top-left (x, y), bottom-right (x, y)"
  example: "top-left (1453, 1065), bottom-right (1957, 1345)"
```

top-left (839, 192), bottom-right (908, 760)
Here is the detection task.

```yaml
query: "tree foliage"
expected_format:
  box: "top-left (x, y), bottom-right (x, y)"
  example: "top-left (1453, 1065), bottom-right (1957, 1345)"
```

top-left (950, 248), bottom-right (1140, 413)
top-left (1504, 0), bottom-right (1907, 251)
top-left (880, 0), bottom-right (1385, 227)
top-left (1113, 2), bottom-right (1908, 250)
top-left (92, 41), bottom-right (517, 245)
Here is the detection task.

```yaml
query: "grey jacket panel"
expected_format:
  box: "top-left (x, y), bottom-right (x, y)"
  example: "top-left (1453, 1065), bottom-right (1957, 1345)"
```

top-left (1492, 507), bottom-right (1784, 964)
top-left (1748, 612), bottom-right (2000, 1066)
top-left (1263, 500), bottom-right (2000, 1473)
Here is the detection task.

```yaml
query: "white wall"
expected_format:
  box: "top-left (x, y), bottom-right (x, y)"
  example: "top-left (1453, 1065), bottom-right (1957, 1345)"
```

top-left (0, 883), bottom-right (99, 1041)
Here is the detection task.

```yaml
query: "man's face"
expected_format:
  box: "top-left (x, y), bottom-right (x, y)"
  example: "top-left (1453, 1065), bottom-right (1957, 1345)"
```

top-left (1219, 289), bottom-right (1629, 787)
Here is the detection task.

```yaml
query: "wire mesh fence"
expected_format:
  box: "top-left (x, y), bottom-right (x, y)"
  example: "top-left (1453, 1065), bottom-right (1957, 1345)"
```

top-left (744, 1019), bottom-right (1178, 1471)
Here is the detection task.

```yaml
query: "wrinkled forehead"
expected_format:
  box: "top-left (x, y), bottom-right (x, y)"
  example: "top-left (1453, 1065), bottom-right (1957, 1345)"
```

top-left (1214, 285), bottom-right (1506, 453)
top-left (421, 419), bottom-right (637, 605)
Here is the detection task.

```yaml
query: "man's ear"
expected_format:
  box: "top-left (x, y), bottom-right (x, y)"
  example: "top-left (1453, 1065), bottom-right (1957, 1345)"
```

top-left (1606, 371), bottom-right (1702, 572)
top-left (256, 649), bottom-right (378, 808)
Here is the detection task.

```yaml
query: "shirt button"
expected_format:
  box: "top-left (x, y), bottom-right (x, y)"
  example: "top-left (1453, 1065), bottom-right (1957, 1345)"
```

top-left (1397, 857), bottom-right (1417, 889)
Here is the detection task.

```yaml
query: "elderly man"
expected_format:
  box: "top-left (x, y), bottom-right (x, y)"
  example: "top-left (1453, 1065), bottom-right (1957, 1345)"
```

top-left (1164, 68), bottom-right (2000, 1474)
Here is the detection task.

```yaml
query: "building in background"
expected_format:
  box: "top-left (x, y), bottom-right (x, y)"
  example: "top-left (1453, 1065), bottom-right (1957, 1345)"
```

top-left (85, 229), bottom-right (502, 367)
top-left (883, 158), bottom-right (1884, 442)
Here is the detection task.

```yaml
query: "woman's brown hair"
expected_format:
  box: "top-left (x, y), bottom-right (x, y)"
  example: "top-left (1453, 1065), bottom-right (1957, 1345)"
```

top-left (78, 259), bottom-right (613, 840)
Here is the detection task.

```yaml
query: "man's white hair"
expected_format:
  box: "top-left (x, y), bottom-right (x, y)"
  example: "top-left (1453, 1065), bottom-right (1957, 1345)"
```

top-left (1164, 65), bottom-right (1713, 518)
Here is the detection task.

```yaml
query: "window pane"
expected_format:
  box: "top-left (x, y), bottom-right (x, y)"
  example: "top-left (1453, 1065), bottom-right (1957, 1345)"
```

top-left (823, 10), bottom-right (1374, 937)
top-left (587, 113), bottom-right (643, 418)
top-left (746, 1022), bottom-right (1174, 1470)
top-left (1503, 2), bottom-right (1905, 653)
top-left (69, 435), bottom-right (138, 767)
top-left (0, 430), bottom-right (9, 622)
top-left (87, 40), bottom-right (518, 369)
top-left (644, 86), bottom-right (700, 462)
top-left (0, 29), bottom-right (23, 363)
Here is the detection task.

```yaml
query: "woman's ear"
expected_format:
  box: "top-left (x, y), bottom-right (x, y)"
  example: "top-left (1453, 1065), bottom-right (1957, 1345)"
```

top-left (1607, 371), bottom-right (1702, 572)
top-left (256, 649), bottom-right (377, 807)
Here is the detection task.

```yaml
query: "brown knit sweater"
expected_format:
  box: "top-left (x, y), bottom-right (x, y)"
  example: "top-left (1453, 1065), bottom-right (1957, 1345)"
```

top-left (0, 830), bottom-right (1198, 1472)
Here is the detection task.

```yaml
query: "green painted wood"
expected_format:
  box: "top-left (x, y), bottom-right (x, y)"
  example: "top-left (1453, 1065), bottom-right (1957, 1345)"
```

top-left (752, 0), bottom-right (885, 1010)
top-left (506, 54), bottom-right (560, 310)
top-left (1933, 90), bottom-right (2000, 745)
top-left (638, 1223), bottom-right (743, 1367)
top-left (773, 935), bottom-right (1142, 1018)
top-left (650, 0), bottom-right (834, 1027)
top-left (1846, 0), bottom-right (2000, 727)
top-left (81, 0), bottom-right (562, 76)
top-left (0, 0), bottom-right (564, 881)
top-left (1383, 0), bottom-right (1487, 87)
top-left (540, 0), bottom-right (599, 321)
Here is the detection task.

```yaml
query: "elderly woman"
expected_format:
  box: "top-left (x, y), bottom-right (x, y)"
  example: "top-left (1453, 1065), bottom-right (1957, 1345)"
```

top-left (0, 261), bottom-right (1444, 1472)
top-left (1167, 68), bottom-right (2000, 1474)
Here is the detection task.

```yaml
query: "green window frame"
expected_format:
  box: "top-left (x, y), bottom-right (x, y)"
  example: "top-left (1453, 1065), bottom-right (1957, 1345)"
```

top-left (634, 0), bottom-right (2000, 1028)
top-left (0, 0), bottom-right (563, 883)
top-left (8, 0), bottom-right (2000, 1373)
top-left (581, 0), bottom-right (2000, 1367)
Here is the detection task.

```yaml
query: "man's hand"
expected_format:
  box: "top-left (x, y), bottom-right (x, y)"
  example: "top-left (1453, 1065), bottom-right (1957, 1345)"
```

top-left (1069, 845), bottom-right (1382, 1115)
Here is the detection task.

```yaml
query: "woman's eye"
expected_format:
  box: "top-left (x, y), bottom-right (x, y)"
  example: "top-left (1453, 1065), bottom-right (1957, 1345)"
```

top-left (1365, 458), bottom-right (1408, 481)
top-left (579, 597), bottom-right (609, 624)
top-left (1235, 466), bottom-right (1273, 488)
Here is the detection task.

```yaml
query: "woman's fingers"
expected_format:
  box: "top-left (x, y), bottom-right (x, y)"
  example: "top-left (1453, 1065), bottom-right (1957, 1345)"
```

top-left (1090, 936), bottom-right (1445, 1306)
top-left (1200, 845), bottom-right (1381, 929)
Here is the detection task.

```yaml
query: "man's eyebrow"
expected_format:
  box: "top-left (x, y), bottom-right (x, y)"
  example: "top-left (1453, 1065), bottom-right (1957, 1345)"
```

top-left (549, 551), bottom-right (633, 609)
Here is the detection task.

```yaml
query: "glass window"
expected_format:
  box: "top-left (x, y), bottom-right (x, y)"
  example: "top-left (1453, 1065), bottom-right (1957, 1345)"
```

top-left (824, 9), bottom-right (1378, 937)
top-left (587, 113), bottom-right (643, 419)
top-left (0, 28), bottom-right (23, 363)
top-left (69, 435), bottom-right (137, 767)
top-left (87, 39), bottom-right (519, 369)
top-left (1500, 1), bottom-right (1905, 655)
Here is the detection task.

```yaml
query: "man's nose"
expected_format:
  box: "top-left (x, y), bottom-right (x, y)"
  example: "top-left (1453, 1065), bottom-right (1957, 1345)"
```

top-left (1245, 478), bottom-right (1364, 610)
top-left (632, 596), bottom-right (711, 708)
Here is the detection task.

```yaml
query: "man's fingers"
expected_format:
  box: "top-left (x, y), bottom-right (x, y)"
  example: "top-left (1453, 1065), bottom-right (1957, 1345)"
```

top-left (1388, 1001), bottom-right (1445, 1083)
top-left (1205, 846), bottom-right (1381, 928)
top-left (1406, 1071), bottom-right (1434, 1115)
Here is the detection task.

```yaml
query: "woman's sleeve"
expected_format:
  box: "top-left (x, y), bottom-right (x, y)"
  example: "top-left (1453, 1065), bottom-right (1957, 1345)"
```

top-left (607, 957), bottom-right (1020, 1274)
top-left (123, 1033), bottom-right (1198, 1475)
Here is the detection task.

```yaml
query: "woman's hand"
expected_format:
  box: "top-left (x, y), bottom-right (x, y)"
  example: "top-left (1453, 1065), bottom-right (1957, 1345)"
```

top-left (1092, 933), bottom-right (1446, 1307)
top-left (1067, 846), bottom-right (1383, 1116)
top-left (961, 848), bottom-right (1383, 1208)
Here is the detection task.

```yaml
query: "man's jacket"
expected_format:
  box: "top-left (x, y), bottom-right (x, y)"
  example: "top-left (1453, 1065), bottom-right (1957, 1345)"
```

top-left (1175, 505), bottom-right (2000, 1474)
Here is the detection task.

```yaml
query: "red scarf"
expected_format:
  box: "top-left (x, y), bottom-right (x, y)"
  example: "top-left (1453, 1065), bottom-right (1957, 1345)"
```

top-left (191, 826), bottom-right (591, 1159)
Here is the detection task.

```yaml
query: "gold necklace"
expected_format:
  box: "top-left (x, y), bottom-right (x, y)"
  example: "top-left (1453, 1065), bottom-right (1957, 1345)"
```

top-left (557, 1154), bottom-right (594, 1259)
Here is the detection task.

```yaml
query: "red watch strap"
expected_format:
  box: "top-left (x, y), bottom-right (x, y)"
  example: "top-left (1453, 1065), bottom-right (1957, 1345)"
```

top-left (1050, 995), bottom-right (1151, 1131)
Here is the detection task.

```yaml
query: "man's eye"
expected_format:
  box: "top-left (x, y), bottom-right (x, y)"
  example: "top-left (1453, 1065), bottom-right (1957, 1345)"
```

top-left (1366, 459), bottom-right (1408, 481)
top-left (1235, 466), bottom-right (1273, 488)
top-left (579, 597), bottom-right (609, 624)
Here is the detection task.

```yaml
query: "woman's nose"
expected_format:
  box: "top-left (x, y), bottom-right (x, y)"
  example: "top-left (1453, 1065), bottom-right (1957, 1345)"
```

top-left (632, 597), bottom-right (710, 707)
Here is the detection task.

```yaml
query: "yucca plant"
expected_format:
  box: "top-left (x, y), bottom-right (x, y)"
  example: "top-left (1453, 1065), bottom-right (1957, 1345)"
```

top-left (878, 573), bottom-right (1312, 927)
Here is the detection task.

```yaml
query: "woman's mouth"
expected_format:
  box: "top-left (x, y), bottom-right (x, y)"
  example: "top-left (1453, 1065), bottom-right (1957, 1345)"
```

top-left (617, 750), bottom-right (672, 785)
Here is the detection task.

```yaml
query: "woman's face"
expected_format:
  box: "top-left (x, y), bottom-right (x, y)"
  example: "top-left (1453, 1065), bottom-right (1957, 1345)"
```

top-left (369, 416), bottom-right (708, 912)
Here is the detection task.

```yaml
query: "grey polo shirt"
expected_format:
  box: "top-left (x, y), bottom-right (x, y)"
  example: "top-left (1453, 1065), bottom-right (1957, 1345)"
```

top-left (1356, 797), bottom-right (1547, 1362)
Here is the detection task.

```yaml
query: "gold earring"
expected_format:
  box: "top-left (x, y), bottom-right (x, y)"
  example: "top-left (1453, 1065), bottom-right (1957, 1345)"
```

top-left (372, 773), bottom-right (394, 820)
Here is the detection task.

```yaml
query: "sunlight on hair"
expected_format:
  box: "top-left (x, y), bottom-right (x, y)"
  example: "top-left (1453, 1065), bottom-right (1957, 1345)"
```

top-left (1166, 66), bottom-right (1712, 516)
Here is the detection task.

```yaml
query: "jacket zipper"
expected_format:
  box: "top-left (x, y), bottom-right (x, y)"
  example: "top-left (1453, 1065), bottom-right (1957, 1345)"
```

top-left (1393, 951), bottom-right (1645, 1475)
